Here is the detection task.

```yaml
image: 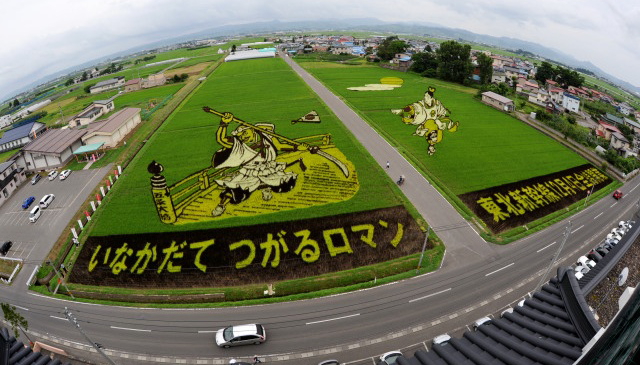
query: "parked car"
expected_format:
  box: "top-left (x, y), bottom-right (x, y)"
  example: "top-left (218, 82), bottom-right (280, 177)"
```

top-left (47, 170), bottom-right (58, 180)
top-left (433, 334), bottom-right (452, 345)
top-left (587, 250), bottom-right (603, 263)
top-left (0, 241), bottom-right (12, 256)
top-left (215, 324), bottom-right (266, 348)
top-left (379, 351), bottom-right (403, 365)
top-left (59, 169), bottom-right (72, 180)
top-left (318, 360), bottom-right (340, 365)
top-left (31, 174), bottom-right (41, 185)
top-left (595, 246), bottom-right (609, 256)
top-left (473, 316), bottom-right (492, 330)
top-left (29, 205), bottom-right (41, 223)
top-left (613, 190), bottom-right (623, 200)
top-left (21, 196), bottom-right (35, 209)
top-left (39, 194), bottom-right (55, 209)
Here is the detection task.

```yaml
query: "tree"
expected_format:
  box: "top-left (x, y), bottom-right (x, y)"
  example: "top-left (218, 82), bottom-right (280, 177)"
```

top-left (84, 83), bottom-right (95, 93)
top-left (1, 303), bottom-right (28, 338)
top-left (410, 52), bottom-right (438, 74)
top-left (534, 61), bottom-right (555, 85)
top-left (80, 71), bottom-right (88, 81)
top-left (231, 44), bottom-right (237, 53)
top-left (65, 78), bottom-right (74, 86)
top-left (12, 98), bottom-right (20, 107)
top-left (436, 40), bottom-right (472, 84)
top-left (424, 44), bottom-right (433, 53)
top-left (476, 53), bottom-right (493, 85)
top-left (376, 36), bottom-right (408, 61)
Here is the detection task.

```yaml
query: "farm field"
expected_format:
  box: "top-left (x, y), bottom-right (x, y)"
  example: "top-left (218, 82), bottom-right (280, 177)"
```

top-left (88, 57), bottom-right (409, 237)
top-left (296, 61), bottom-right (589, 195)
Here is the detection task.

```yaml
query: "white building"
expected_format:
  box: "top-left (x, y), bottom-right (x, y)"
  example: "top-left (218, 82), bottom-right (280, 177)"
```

top-left (562, 92), bottom-right (580, 113)
top-left (0, 115), bottom-right (13, 128)
top-left (0, 159), bottom-right (27, 208)
top-left (90, 77), bottom-right (125, 94)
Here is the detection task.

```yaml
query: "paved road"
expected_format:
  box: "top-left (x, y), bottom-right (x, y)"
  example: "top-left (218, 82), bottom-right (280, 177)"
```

top-left (0, 58), bottom-right (637, 365)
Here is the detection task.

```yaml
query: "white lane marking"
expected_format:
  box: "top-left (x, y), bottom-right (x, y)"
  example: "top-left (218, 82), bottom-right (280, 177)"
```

top-left (197, 330), bottom-right (217, 333)
top-left (537, 241), bottom-right (556, 253)
top-left (408, 288), bottom-right (452, 303)
top-left (572, 225), bottom-right (584, 233)
top-left (594, 212), bottom-right (603, 220)
top-left (611, 203), bottom-right (617, 208)
top-left (485, 263), bottom-right (514, 277)
top-left (630, 183), bottom-right (639, 193)
top-left (306, 313), bottom-right (360, 325)
top-left (110, 326), bottom-right (151, 332)
top-left (50, 316), bottom-right (67, 321)
top-left (14, 305), bottom-right (29, 311)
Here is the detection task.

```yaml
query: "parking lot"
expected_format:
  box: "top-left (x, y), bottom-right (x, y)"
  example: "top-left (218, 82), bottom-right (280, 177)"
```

top-left (0, 166), bottom-right (112, 264)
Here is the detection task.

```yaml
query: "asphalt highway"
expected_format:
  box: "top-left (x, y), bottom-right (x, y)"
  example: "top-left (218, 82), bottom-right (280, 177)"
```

top-left (1, 58), bottom-right (638, 365)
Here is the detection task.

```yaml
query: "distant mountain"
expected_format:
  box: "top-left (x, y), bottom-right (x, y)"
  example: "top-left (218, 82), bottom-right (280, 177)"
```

top-left (9, 18), bottom-right (640, 101)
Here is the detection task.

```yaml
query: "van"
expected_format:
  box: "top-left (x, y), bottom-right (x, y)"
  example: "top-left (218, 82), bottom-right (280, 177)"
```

top-left (29, 205), bottom-right (41, 223)
top-left (39, 194), bottom-right (55, 209)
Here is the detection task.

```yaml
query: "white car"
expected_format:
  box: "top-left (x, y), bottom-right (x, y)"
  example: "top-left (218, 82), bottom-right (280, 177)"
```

top-left (215, 323), bottom-right (266, 348)
top-left (59, 169), bottom-right (72, 180)
top-left (577, 256), bottom-right (596, 269)
top-left (47, 170), bottom-right (58, 180)
top-left (473, 316), bottom-right (492, 330)
top-left (379, 351), bottom-right (403, 365)
top-left (433, 334), bottom-right (451, 345)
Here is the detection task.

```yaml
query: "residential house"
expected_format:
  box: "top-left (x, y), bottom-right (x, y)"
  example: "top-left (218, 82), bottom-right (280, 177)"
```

top-left (596, 121), bottom-right (621, 140)
top-left (331, 44), bottom-right (352, 55)
top-left (89, 76), bottom-right (125, 94)
top-left (623, 117), bottom-right (640, 135)
top-left (0, 115), bottom-right (13, 129)
top-left (548, 88), bottom-right (564, 104)
top-left (124, 78), bottom-right (142, 92)
top-left (481, 91), bottom-right (514, 112)
top-left (491, 70), bottom-right (507, 84)
top-left (601, 113), bottom-right (624, 127)
top-left (82, 108), bottom-right (142, 148)
top-left (546, 101), bottom-right (563, 114)
top-left (545, 79), bottom-right (558, 89)
top-left (142, 73), bottom-right (166, 88)
top-left (68, 99), bottom-right (115, 128)
top-left (611, 132), bottom-right (631, 152)
top-left (17, 129), bottom-right (87, 170)
top-left (0, 122), bottom-right (47, 153)
top-left (528, 89), bottom-right (549, 106)
top-left (562, 92), bottom-right (580, 113)
top-left (0, 159), bottom-right (27, 207)
top-left (617, 102), bottom-right (634, 116)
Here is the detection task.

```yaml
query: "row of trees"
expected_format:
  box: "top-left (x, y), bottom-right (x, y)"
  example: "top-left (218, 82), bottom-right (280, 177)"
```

top-left (409, 40), bottom-right (475, 84)
top-left (534, 61), bottom-right (584, 88)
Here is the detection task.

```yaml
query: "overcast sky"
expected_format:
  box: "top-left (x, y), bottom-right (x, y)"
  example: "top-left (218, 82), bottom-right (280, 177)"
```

top-left (1, 0), bottom-right (639, 102)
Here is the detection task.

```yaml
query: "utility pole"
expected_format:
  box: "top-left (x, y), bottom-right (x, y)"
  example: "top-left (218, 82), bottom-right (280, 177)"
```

top-left (416, 226), bottom-right (431, 273)
top-left (536, 221), bottom-right (572, 292)
top-left (47, 260), bottom-right (74, 299)
top-left (64, 307), bottom-right (117, 365)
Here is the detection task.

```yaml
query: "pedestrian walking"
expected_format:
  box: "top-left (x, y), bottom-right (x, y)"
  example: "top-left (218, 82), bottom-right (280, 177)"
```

top-left (386, 161), bottom-right (390, 169)
top-left (253, 355), bottom-right (262, 363)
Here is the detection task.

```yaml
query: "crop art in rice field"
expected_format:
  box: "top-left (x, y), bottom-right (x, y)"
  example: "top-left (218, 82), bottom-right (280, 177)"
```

top-left (149, 107), bottom-right (359, 225)
top-left (391, 87), bottom-right (459, 156)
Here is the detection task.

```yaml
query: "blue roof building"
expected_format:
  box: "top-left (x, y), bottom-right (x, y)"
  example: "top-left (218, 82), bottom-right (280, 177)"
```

top-left (0, 121), bottom-right (46, 153)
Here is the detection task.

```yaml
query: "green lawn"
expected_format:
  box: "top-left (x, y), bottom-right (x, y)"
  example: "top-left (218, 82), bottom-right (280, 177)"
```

top-left (89, 57), bottom-right (407, 236)
top-left (298, 62), bottom-right (587, 194)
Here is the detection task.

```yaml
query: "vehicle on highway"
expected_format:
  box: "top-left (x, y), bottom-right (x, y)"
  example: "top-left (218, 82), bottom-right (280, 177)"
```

top-left (0, 241), bottom-right (12, 256)
top-left (28, 205), bottom-right (41, 223)
top-left (473, 316), bottom-right (492, 330)
top-left (378, 351), bottom-right (403, 365)
top-left (31, 174), bottom-right (41, 185)
top-left (215, 324), bottom-right (266, 348)
top-left (39, 194), bottom-right (55, 209)
top-left (433, 334), bottom-right (452, 345)
top-left (47, 170), bottom-right (58, 180)
top-left (59, 169), bottom-right (72, 180)
top-left (21, 196), bottom-right (35, 209)
top-left (613, 190), bottom-right (623, 200)
top-left (317, 360), bottom-right (340, 365)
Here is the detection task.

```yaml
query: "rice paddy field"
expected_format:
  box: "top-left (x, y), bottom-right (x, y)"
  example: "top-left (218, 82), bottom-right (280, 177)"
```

top-left (296, 61), bottom-right (589, 195)
top-left (88, 57), bottom-right (407, 236)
